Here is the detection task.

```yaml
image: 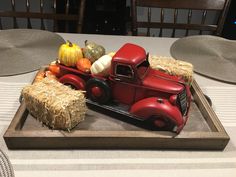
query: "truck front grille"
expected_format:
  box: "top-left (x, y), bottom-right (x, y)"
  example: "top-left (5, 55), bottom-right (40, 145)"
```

top-left (177, 89), bottom-right (188, 115)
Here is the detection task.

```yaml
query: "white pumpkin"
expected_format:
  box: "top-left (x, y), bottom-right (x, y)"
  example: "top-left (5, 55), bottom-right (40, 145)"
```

top-left (90, 55), bottom-right (112, 76)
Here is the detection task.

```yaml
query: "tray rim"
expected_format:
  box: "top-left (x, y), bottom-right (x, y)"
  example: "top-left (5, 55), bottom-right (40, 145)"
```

top-left (3, 68), bottom-right (230, 150)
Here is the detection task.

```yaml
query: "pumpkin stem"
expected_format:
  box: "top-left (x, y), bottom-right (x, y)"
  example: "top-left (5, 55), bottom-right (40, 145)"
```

top-left (85, 40), bottom-right (88, 46)
top-left (67, 40), bottom-right (73, 47)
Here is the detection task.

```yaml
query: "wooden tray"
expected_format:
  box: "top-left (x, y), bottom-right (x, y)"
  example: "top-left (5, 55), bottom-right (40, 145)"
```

top-left (3, 70), bottom-right (230, 150)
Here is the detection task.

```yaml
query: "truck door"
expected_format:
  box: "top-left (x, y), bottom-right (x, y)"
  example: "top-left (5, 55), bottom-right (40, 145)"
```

top-left (110, 63), bottom-right (137, 105)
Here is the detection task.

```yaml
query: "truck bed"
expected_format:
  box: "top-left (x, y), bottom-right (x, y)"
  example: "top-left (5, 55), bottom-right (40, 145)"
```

top-left (59, 64), bottom-right (91, 77)
top-left (58, 64), bottom-right (109, 81)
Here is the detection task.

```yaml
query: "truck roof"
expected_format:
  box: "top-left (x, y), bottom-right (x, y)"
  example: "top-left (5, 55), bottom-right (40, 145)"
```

top-left (112, 43), bottom-right (146, 65)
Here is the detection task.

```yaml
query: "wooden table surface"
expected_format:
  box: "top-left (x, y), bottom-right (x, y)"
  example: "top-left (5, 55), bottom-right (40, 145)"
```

top-left (0, 33), bottom-right (236, 177)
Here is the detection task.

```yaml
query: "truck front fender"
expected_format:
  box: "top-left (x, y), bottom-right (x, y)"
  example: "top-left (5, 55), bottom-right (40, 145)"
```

top-left (130, 97), bottom-right (184, 127)
top-left (59, 74), bottom-right (85, 90)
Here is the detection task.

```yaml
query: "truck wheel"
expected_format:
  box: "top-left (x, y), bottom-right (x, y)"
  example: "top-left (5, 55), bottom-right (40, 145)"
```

top-left (86, 78), bottom-right (111, 104)
top-left (148, 116), bottom-right (176, 131)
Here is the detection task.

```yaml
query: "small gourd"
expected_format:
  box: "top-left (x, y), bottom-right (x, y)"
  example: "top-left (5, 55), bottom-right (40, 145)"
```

top-left (90, 55), bottom-right (112, 76)
top-left (76, 58), bottom-right (91, 73)
top-left (83, 40), bottom-right (105, 63)
top-left (58, 40), bottom-right (83, 67)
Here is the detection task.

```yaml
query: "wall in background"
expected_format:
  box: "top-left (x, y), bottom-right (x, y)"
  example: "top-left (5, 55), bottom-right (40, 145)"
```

top-left (82, 0), bottom-right (127, 35)
top-left (1, 0), bottom-right (231, 38)
top-left (222, 0), bottom-right (236, 39)
top-left (132, 5), bottom-right (218, 37)
top-left (0, 0), bottom-right (54, 30)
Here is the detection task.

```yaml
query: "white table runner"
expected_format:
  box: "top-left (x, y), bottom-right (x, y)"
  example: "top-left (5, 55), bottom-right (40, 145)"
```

top-left (0, 82), bottom-right (28, 126)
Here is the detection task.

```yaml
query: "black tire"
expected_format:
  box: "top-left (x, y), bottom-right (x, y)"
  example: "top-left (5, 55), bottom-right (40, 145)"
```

top-left (86, 78), bottom-right (111, 104)
top-left (147, 116), bottom-right (176, 131)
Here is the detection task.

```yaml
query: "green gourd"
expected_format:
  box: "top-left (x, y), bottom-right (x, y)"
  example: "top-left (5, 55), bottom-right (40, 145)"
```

top-left (83, 40), bottom-right (105, 63)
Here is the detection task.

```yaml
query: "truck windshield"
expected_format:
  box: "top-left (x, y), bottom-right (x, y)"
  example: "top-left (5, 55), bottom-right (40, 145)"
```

top-left (137, 59), bottom-right (149, 79)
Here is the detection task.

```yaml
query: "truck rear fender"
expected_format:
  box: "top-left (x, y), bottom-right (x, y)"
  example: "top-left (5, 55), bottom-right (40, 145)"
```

top-left (130, 97), bottom-right (184, 127)
top-left (59, 74), bottom-right (85, 90)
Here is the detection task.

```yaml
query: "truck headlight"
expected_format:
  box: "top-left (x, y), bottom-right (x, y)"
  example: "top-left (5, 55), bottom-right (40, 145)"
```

top-left (169, 95), bottom-right (177, 105)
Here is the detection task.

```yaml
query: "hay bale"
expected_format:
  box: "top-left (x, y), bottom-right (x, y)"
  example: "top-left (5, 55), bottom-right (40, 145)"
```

top-left (22, 77), bottom-right (87, 131)
top-left (149, 55), bottom-right (193, 85)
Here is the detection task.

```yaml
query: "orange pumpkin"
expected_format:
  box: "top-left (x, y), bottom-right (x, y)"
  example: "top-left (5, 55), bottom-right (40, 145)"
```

top-left (48, 64), bottom-right (60, 76)
top-left (34, 71), bottom-right (45, 83)
top-left (76, 58), bottom-right (91, 73)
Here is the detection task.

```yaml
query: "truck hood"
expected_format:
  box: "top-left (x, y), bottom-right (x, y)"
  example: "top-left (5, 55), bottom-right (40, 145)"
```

top-left (142, 68), bottom-right (184, 94)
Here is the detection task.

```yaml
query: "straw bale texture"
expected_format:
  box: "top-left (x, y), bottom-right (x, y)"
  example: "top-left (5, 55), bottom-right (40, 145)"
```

top-left (22, 77), bottom-right (86, 130)
top-left (149, 55), bottom-right (193, 85)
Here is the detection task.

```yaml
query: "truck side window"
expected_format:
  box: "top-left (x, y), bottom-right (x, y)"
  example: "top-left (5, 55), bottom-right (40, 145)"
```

top-left (116, 64), bottom-right (133, 78)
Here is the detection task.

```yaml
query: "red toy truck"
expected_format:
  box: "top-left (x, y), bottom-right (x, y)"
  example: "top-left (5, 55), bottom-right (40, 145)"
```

top-left (56, 43), bottom-right (191, 133)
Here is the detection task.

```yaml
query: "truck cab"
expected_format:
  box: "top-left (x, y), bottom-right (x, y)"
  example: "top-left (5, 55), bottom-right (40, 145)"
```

top-left (109, 43), bottom-right (187, 106)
